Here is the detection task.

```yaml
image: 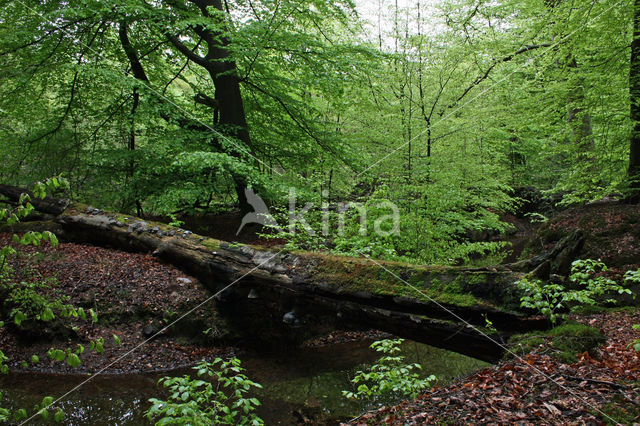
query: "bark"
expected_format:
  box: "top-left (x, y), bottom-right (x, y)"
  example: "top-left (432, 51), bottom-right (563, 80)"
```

top-left (166, 0), bottom-right (255, 212)
top-left (0, 185), bottom-right (554, 361)
top-left (121, 10), bottom-right (253, 212)
top-left (629, 0), bottom-right (640, 198)
top-left (0, 185), bottom-right (69, 215)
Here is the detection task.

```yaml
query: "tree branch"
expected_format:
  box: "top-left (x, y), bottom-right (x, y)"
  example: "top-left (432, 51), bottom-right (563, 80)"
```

top-left (448, 43), bottom-right (551, 110)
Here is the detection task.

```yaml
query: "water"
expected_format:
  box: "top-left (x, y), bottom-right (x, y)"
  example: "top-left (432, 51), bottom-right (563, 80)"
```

top-left (0, 339), bottom-right (487, 425)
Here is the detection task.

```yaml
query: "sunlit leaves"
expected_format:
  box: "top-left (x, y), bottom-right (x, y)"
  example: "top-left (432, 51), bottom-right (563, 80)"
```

top-left (343, 338), bottom-right (436, 401)
top-left (146, 358), bottom-right (263, 425)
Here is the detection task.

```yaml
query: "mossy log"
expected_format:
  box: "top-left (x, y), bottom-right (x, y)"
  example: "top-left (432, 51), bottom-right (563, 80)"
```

top-left (0, 186), bottom-right (551, 361)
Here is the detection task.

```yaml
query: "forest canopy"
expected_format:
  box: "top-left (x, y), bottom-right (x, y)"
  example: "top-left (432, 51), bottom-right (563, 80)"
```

top-left (1, 0), bottom-right (638, 265)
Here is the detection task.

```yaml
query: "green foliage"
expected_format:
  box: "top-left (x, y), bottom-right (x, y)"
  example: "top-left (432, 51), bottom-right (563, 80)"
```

top-left (624, 268), bottom-right (640, 285)
top-left (628, 324), bottom-right (640, 352)
top-left (524, 212), bottom-right (548, 223)
top-left (0, 178), bottom-right (77, 331)
top-left (482, 314), bottom-right (497, 335)
top-left (7, 395), bottom-right (66, 423)
top-left (0, 179), bottom-right (85, 422)
top-left (2, 277), bottom-right (74, 326)
top-left (343, 339), bottom-right (436, 402)
top-left (146, 358), bottom-right (263, 426)
top-left (89, 308), bottom-right (99, 323)
top-left (0, 350), bottom-right (7, 374)
top-left (89, 337), bottom-right (105, 355)
top-left (517, 278), bottom-right (568, 324)
top-left (261, 184), bottom-right (510, 265)
top-left (0, 402), bottom-right (7, 423)
top-left (518, 259), bottom-right (632, 324)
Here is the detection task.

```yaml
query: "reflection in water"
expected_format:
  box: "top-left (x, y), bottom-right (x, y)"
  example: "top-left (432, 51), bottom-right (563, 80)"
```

top-left (0, 340), bottom-right (488, 425)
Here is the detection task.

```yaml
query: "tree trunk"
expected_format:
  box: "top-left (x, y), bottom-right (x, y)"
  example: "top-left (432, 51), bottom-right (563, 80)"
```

top-left (629, 0), bottom-right (640, 199)
top-left (0, 185), bottom-right (555, 361)
top-left (567, 59), bottom-right (594, 153)
top-left (191, 0), bottom-right (255, 212)
top-left (209, 70), bottom-right (253, 213)
top-left (122, 6), bottom-right (253, 213)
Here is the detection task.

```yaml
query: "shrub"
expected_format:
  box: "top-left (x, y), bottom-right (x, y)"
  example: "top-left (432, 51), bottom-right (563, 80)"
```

top-left (342, 339), bottom-right (436, 402)
top-left (146, 358), bottom-right (263, 425)
top-left (517, 259), bottom-right (632, 324)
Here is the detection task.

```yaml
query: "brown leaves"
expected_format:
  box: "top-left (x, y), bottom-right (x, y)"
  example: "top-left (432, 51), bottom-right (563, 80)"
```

top-left (0, 233), bottom-right (232, 374)
top-left (350, 310), bottom-right (640, 425)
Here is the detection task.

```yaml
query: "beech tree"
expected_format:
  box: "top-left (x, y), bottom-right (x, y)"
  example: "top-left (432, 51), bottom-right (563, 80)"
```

top-left (630, 0), bottom-right (640, 197)
top-left (0, 0), bottom-right (636, 264)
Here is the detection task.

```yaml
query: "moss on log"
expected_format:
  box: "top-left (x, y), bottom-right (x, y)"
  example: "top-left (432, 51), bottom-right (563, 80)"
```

top-left (0, 186), bottom-right (553, 361)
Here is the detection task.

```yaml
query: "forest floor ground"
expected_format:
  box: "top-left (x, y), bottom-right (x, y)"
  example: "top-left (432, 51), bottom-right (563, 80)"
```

top-left (344, 200), bottom-right (640, 425)
top-left (0, 234), bottom-right (383, 374)
top-left (2, 200), bottom-right (640, 423)
top-left (346, 310), bottom-right (640, 425)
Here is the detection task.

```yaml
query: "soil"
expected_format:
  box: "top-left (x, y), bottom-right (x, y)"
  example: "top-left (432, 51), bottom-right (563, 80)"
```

top-left (3, 200), bottom-right (640, 423)
top-left (0, 233), bottom-right (236, 374)
top-left (343, 201), bottom-right (640, 425)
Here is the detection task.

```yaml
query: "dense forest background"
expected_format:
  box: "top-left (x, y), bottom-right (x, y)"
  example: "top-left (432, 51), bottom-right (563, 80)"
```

top-left (1, 0), bottom-right (638, 265)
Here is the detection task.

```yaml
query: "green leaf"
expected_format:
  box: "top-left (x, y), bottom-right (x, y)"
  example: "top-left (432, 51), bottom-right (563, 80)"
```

top-left (54, 408), bottom-right (65, 422)
top-left (14, 408), bottom-right (27, 420)
top-left (66, 353), bottom-right (81, 368)
top-left (41, 307), bottom-right (55, 322)
top-left (48, 349), bottom-right (66, 362)
top-left (13, 311), bottom-right (27, 326)
top-left (89, 308), bottom-right (98, 323)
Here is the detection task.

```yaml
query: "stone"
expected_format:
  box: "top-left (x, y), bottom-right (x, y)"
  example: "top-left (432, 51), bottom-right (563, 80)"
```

top-left (283, 311), bottom-right (296, 325)
top-left (142, 324), bottom-right (155, 337)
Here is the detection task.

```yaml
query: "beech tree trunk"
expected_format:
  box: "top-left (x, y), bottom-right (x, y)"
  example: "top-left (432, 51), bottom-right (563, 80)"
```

top-left (121, 1), bottom-right (254, 212)
top-left (629, 0), bottom-right (640, 198)
top-left (0, 185), bottom-right (559, 361)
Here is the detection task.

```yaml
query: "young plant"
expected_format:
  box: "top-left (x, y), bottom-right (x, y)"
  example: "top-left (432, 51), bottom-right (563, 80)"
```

top-left (0, 178), bottom-right (84, 422)
top-left (629, 324), bottom-right (640, 352)
top-left (624, 268), bottom-right (640, 285)
top-left (482, 314), bottom-right (498, 335)
top-left (518, 259), bottom-right (632, 324)
top-left (146, 358), bottom-right (263, 425)
top-left (343, 339), bottom-right (436, 402)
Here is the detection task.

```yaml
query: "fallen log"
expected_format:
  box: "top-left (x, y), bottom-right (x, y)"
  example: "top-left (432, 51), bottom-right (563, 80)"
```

top-left (0, 185), bottom-right (546, 362)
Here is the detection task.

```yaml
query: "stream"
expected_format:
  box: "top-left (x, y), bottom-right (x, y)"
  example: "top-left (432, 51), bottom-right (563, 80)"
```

top-left (0, 339), bottom-right (488, 425)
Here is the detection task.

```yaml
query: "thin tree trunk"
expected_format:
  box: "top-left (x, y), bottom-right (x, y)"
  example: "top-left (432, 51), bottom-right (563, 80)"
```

top-left (629, 0), bottom-right (640, 198)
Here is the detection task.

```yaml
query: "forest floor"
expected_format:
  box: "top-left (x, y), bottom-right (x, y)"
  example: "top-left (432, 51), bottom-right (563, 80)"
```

top-left (346, 309), bottom-right (640, 425)
top-left (0, 233), bottom-right (234, 373)
top-left (2, 200), bottom-right (640, 423)
top-left (344, 201), bottom-right (640, 425)
top-left (0, 234), bottom-right (384, 374)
